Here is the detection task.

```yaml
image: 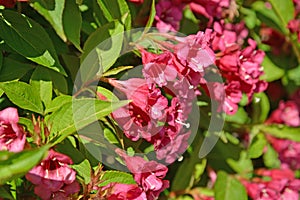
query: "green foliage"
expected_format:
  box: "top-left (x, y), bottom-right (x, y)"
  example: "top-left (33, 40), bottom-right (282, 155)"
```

top-left (214, 171), bottom-right (247, 200)
top-left (47, 98), bottom-right (130, 144)
top-left (0, 81), bottom-right (44, 114)
top-left (71, 159), bottom-right (92, 184)
top-left (0, 146), bottom-right (49, 185)
top-left (98, 170), bottom-right (136, 187)
top-left (0, 10), bottom-right (66, 75)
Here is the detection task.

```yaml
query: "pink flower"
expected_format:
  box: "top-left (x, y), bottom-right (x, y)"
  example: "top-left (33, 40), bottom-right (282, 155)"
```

top-left (267, 101), bottom-right (300, 127)
top-left (0, 107), bottom-right (26, 152)
top-left (142, 50), bottom-right (178, 87)
top-left (110, 78), bottom-right (168, 141)
top-left (189, 0), bottom-right (231, 25)
top-left (127, 0), bottom-right (144, 4)
top-left (175, 30), bottom-right (216, 74)
top-left (267, 136), bottom-right (300, 170)
top-left (212, 38), bottom-right (267, 114)
top-left (26, 149), bottom-right (80, 200)
top-left (106, 183), bottom-right (147, 200)
top-left (288, 19), bottom-right (300, 42)
top-left (116, 149), bottom-right (170, 200)
top-left (243, 168), bottom-right (300, 200)
top-left (155, 0), bottom-right (184, 32)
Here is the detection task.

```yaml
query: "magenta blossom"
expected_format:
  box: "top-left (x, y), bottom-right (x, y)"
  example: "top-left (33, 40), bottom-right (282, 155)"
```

top-left (0, 107), bottom-right (26, 152)
top-left (266, 101), bottom-right (300, 127)
top-left (26, 149), bottom-right (80, 200)
top-left (243, 168), bottom-right (300, 200)
top-left (106, 183), bottom-right (147, 200)
top-left (189, 0), bottom-right (231, 25)
top-left (155, 0), bottom-right (184, 32)
top-left (142, 50), bottom-right (178, 87)
top-left (175, 29), bottom-right (216, 74)
top-left (117, 149), bottom-right (170, 200)
top-left (110, 78), bottom-right (168, 141)
top-left (267, 135), bottom-right (300, 170)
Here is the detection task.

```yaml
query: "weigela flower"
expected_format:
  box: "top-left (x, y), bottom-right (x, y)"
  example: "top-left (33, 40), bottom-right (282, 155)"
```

top-left (213, 38), bottom-right (267, 114)
top-left (243, 168), bottom-right (300, 200)
top-left (116, 149), bottom-right (170, 200)
top-left (155, 0), bottom-right (185, 32)
top-left (267, 136), bottom-right (300, 170)
top-left (25, 149), bottom-right (80, 200)
top-left (288, 19), bottom-right (300, 42)
top-left (0, 107), bottom-right (26, 152)
top-left (127, 0), bottom-right (144, 4)
top-left (175, 29), bottom-right (216, 74)
top-left (142, 50), bottom-right (178, 87)
top-left (110, 78), bottom-right (168, 141)
top-left (267, 101), bottom-right (300, 127)
top-left (189, 0), bottom-right (231, 25)
top-left (212, 21), bottom-right (248, 51)
top-left (106, 183), bottom-right (147, 200)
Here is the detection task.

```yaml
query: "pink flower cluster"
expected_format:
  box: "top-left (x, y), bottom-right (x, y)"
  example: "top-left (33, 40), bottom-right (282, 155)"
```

top-left (243, 168), bottom-right (300, 200)
top-left (266, 90), bottom-right (300, 170)
top-left (106, 150), bottom-right (169, 200)
top-left (211, 21), bottom-right (267, 114)
top-left (0, 107), bottom-right (80, 199)
top-left (154, 0), bottom-right (234, 32)
top-left (26, 149), bottom-right (80, 200)
top-left (111, 21), bottom-right (267, 166)
top-left (0, 107), bottom-right (26, 152)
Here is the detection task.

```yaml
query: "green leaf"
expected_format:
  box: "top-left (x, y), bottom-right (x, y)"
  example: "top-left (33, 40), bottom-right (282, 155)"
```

top-left (31, 0), bottom-right (66, 41)
top-left (47, 98), bottom-right (130, 144)
top-left (0, 10), bottom-right (66, 75)
top-left (71, 159), bottom-right (91, 184)
top-left (103, 66), bottom-right (133, 77)
top-left (0, 81), bottom-right (44, 114)
top-left (98, 170), bottom-right (136, 187)
top-left (19, 117), bottom-right (34, 134)
top-left (96, 86), bottom-right (119, 101)
top-left (261, 55), bottom-right (285, 82)
top-left (48, 70), bottom-right (69, 94)
top-left (145, 0), bottom-right (156, 29)
top-left (172, 133), bottom-right (203, 191)
top-left (45, 95), bottom-right (72, 114)
top-left (61, 54), bottom-right (80, 82)
top-left (268, 0), bottom-right (295, 28)
top-left (81, 20), bottom-right (124, 75)
top-left (259, 124), bottom-right (300, 142)
top-left (0, 186), bottom-right (14, 200)
top-left (180, 6), bottom-right (200, 34)
top-left (0, 58), bottom-right (34, 82)
top-left (248, 133), bottom-right (267, 159)
top-left (30, 66), bottom-right (53, 108)
top-left (252, 1), bottom-right (284, 33)
top-left (287, 65), bottom-right (300, 86)
top-left (251, 92), bottom-right (270, 124)
top-left (225, 107), bottom-right (249, 124)
top-left (63, 0), bottom-right (82, 50)
top-left (193, 159), bottom-right (207, 183)
top-left (263, 143), bottom-right (280, 168)
top-left (96, 0), bottom-right (131, 30)
top-left (0, 146), bottom-right (49, 185)
top-left (227, 151), bottom-right (253, 177)
top-left (0, 52), bottom-right (3, 71)
top-left (214, 171), bottom-right (247, 200)
top-left (31, 0), bottom-right (55, 10)
top-left (104, 128), bottom-right (119, 145)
